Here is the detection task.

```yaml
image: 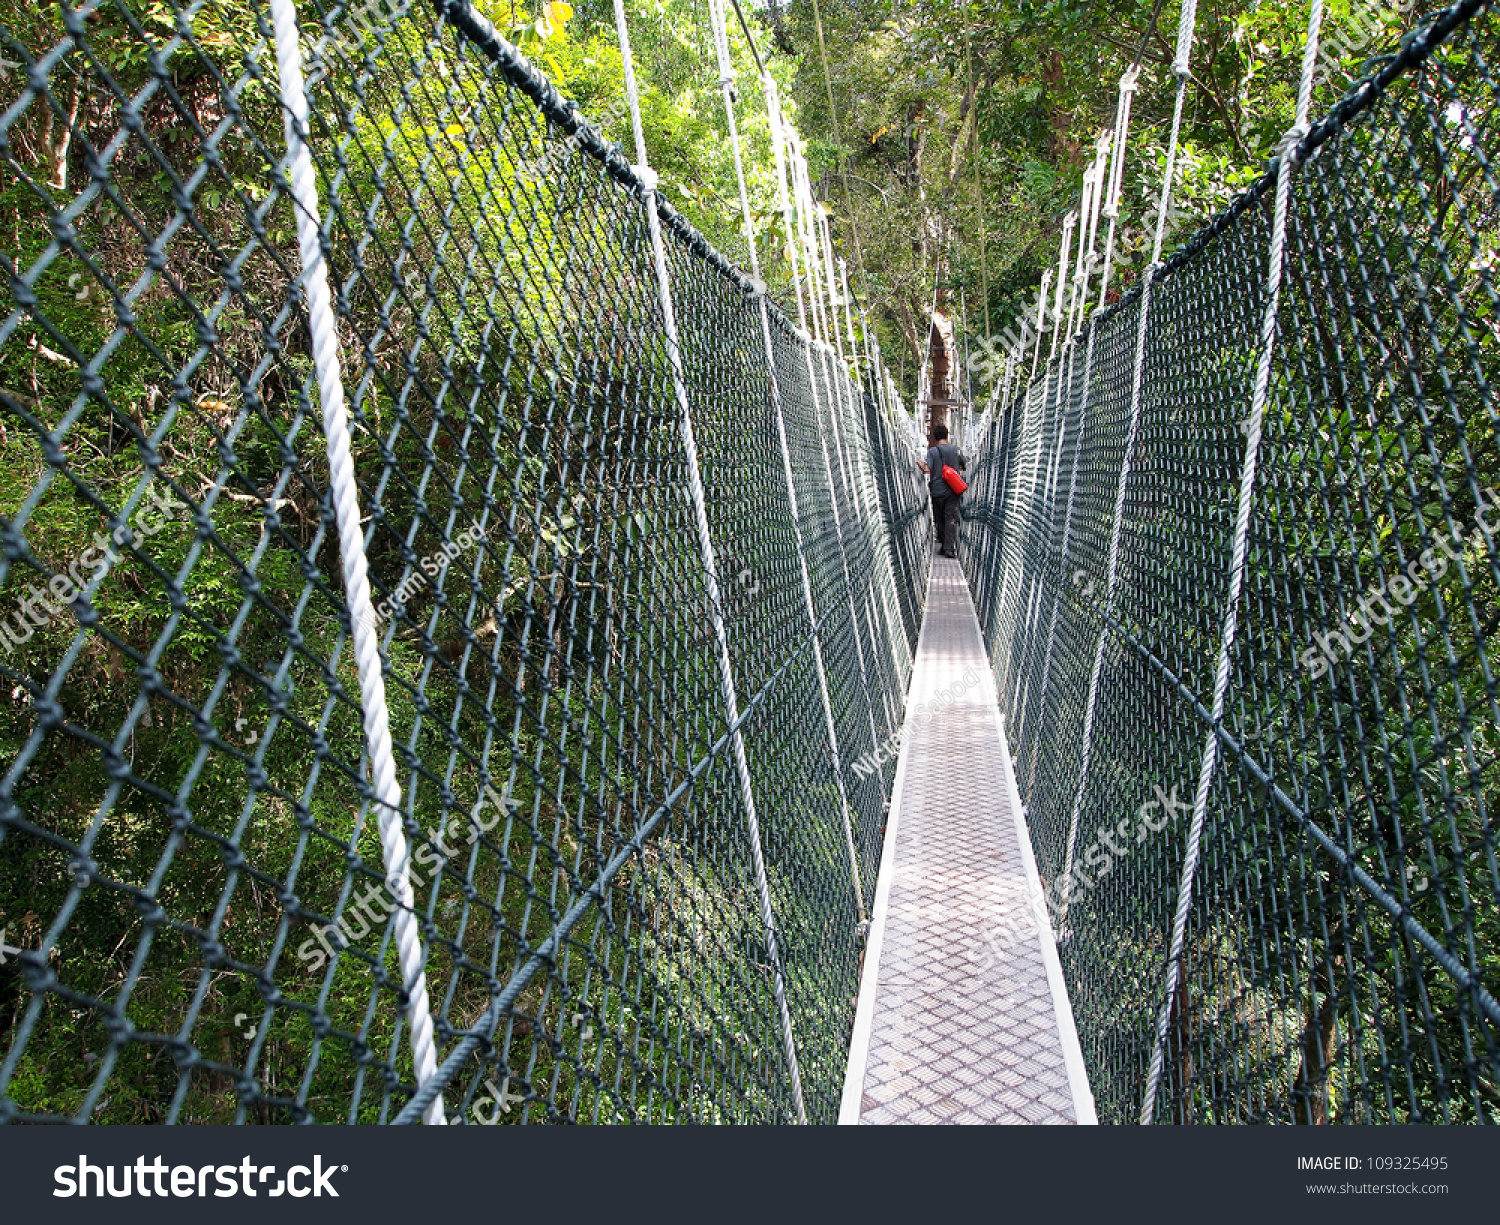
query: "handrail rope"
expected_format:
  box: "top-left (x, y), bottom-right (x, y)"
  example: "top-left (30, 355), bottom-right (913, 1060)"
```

top-left (610, 0), bottom-right (807, 1125)
top-left (1139, 0), bottom-right (1326, 1127)
top-left (1058, 0), bottom-right (1199, 935)
top-left (431, 0), bottom-right (750, 295)
top-left (707, 0), bottom-right (867, 924)
top-left (267, 0), bottom-right (444, 1126)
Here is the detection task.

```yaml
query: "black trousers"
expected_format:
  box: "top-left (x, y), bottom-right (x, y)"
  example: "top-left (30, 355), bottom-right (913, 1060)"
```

top-left (932, 489), bottom-right (961, 556)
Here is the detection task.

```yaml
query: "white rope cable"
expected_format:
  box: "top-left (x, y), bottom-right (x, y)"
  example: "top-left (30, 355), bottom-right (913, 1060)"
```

top-left (1068, 166), bottom-right (1095, 338)
top-left (1096, 66), bottom-right (1139, 311)
top-left (813, 223), bottom-right (884, 755)
top-left (1066, 171), bottom-right (1092, 341)
top-left (841, 256), bottom-right (909, 720)
top-left (860, 304), bottom-right (919, 687)
top-left (1058, 0), bottom-right (1198, 939)
top-left (1049, 210), bottom-right (1076, 361)
top-left (1070, 131), bottom-right (1112, 338)
top-left (611, 0), bottom-right (807, 1123)
top-left (1029, 268), bottom-right (1051, 382)
top-left (706, 0), bottom-right (867, 925)
top-left (780, 121), bottom-right (885, 757)
top-left (1139, 0), bottom-right (1324, 1126)
top-left (1026, 323), bottom-right (1098, 798)
top-left (268, 0), bottom-right (444, 1126)
top-left (1012, 337), bottom-right (1072, 750)
top-left (1150, 0), bottom-right (1198, 265)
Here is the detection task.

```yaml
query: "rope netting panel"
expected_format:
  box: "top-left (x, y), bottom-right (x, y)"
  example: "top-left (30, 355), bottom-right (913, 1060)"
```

top-left (0, 0), bottom-right (930, 1123)
top-left (962, 0), bottom-right (1500, 1124)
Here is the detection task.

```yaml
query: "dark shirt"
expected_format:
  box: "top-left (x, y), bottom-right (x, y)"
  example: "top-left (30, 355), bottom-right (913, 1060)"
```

top-left (926, 443), bottom-right (967, 497)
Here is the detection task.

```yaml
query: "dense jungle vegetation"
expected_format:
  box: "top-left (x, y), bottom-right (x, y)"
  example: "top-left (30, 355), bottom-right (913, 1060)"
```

top-left (0, 0), bottom-right (1494, 1125)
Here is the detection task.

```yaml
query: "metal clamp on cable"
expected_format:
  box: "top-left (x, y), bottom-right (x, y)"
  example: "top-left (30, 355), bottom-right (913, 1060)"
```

top-left (748, 276), bottom-right (767, 298)
top-left (1278, 122), bottom-right (1310, 168)
top-left (633, 164), bottom-right (659, 194)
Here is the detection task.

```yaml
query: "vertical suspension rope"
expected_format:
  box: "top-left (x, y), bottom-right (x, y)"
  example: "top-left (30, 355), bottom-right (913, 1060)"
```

top-left (1070, 131), bottom-right (1112, 338)
top-left (1030, 269), bottom-right (1051, 382)
top-left (1058, 0), bottom-right (1199, 937)
top-left (1049, 211), bottom-right (1076, 361)
top-left (1139, 0), bottom-right (1325, 1126)
top-left (780, 120), bottom-right (885, 758)
top-left (1096, 66), bottom-right (1139, 312)
top-left (611, 0), bottom-right (808, 1123)
top-left (964, 30), bottom-right (992, 345)
top-left (1026, 323), bottom-right (1098, 800)
top-left (1151, 0), bottom-right (1198, 266)
top-left (841, 256), bottom-right (907, 720)
top-left (706, 0), bottom-right (867, 925)
top-left (267, 0), bottom-right (444, 1126)
top-left (805, 0), bottom-right (873, 329)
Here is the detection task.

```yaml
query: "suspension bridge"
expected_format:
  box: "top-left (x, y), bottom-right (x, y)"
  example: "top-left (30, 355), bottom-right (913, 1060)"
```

top-left (0, 0), bottom-right (1496, 1126)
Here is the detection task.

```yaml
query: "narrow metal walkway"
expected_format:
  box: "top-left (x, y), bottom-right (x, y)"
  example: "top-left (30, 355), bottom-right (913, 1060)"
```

top-left (839, 557), bottom-right (1096, 1125)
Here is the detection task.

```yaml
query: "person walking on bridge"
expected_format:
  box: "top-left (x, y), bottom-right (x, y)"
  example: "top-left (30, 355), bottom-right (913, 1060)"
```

top-left (918, 424), bottom-right (966, 559)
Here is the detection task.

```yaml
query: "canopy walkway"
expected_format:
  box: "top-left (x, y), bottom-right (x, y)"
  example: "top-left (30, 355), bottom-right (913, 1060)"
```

top-left (0, 0), bottom-right (1496, 1127)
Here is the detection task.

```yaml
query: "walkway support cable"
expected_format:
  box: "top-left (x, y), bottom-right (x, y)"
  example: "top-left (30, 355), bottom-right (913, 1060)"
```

top-left (268, 0), bottom-right (445, 1126)
top-left (780, 114), bottom-right (885, 760)
top-left (612, 0), bottom-right (808, 1123)
top-left (1139, 0), bottom-right (1326, 1126)
top-left (1096, 67), bottom-right (1140, 311)
top-left (706, 0), bottom-right (867, 925)
top-left (1058, 0), bottom-right (1198, 934)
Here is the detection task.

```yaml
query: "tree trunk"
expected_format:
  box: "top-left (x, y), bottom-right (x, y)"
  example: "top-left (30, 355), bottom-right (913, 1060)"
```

top-left (1291, 989), bottom-right (1340, 1124)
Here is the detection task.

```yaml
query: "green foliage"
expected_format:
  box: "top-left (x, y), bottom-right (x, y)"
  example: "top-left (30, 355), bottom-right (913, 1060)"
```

top-left (775, 0), bottom-right (1444, 399)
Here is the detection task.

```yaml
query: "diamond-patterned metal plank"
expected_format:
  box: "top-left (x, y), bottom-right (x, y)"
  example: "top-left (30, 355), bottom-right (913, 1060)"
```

top-left (840, 558), bottom-right (1097, 1125)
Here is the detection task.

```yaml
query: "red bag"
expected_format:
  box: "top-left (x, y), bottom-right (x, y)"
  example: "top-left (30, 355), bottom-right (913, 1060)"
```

top-left (942, 464), bottom-right (967, 495)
